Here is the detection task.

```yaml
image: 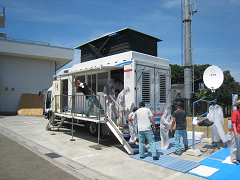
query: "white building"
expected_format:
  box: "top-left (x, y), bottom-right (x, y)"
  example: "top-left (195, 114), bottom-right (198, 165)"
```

top-left (0, 38), bottom-right (74, 114)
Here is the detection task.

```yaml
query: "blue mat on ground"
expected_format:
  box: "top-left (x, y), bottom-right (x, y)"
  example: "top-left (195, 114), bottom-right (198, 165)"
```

top-left (131, 153), bottom-right (201, 173)
top-left (130, 138), bottom-right (201, 173)
top-left (187, 147), bottom-right (240, 180)
top-left (154, 138), bottom-right (200, 155)
top-left (209, 147), bottom-right (230, 160)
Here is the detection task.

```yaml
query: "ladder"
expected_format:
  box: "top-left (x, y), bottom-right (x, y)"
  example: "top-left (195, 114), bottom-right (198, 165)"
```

top-left (105, 116), bottom-right (134, 155)
top-left (46, 114), bottom-right (66, 130)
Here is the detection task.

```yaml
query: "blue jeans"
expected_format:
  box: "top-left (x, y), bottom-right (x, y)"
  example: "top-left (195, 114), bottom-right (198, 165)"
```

top-left (85, 96), bottom-right (104, 116)
top-left (138, 130), bottom-right (157, 157)
top-left (174, 129), bottom-right (188, 154)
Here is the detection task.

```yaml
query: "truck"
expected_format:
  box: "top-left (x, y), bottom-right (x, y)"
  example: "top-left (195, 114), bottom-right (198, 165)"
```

top-left (43, 50), bottom-right (171, 154)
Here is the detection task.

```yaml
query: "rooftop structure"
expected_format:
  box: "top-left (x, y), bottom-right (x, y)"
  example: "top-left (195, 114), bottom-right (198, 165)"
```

top-left (76, 28), bottom-right (162, 63)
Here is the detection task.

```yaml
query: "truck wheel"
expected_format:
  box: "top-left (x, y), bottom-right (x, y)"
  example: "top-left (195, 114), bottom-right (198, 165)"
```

top-left (88, 122), bottom-right (98, 137)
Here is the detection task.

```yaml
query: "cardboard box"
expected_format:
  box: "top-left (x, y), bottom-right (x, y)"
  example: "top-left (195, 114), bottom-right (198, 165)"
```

top-left (187, 131), bottom-right (204, 141)
top-left (18, 94), bottom-right (43, 116)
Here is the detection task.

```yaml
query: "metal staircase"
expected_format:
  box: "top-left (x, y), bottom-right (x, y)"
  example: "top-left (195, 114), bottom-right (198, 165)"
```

top-left (105, 115), bottom-right (134, 155)
top-left (46, 114), bottom-right (66, 131)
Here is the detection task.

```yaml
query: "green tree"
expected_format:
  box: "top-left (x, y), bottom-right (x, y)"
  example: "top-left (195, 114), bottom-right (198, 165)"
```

top-left (216, 70), bottom-right (237, 107)
top-left (235, 82), bottom-right (240, 92)
top-left (195, 89), bottom-right (211, 99)
top-left (193, 64), bottom-right (211, 80)
top-left (193, 90), bottom-right (212, 116)
top-left (170, 64), bottom-right (184, 84)
top-left (170, 64), bottom-right (212, 85)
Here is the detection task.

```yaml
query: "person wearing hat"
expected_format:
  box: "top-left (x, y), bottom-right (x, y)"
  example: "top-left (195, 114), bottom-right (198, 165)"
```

top-left (170, 101), bottom-right (188, 155)
top-left (134, 101), bottom-right (159, 160)
top-left (115, 77), bottom-right (123, 92)
top-left (230, 100), bottom-right (240, 164)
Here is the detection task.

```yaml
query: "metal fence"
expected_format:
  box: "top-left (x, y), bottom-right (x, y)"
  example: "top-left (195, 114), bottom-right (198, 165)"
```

top-left (173, 98), bottom-right (233, 117)
top-left (54, 95), bottom-right (105, 119)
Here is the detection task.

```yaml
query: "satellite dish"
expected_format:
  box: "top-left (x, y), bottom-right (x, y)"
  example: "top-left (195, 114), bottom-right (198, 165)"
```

top-left (203, 65), bottom-right (224, 92)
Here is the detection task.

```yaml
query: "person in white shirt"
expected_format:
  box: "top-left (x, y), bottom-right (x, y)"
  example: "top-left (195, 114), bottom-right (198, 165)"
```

top-left (135, 101), bottom-right (159, 160)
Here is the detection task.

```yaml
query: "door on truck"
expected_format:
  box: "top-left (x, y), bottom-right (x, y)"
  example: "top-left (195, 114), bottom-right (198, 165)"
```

top-left (62, 79), bottom-right (68, 111)
top-left (136, 65), bottom-right (170, 115)
top-left (136, 65), bottom-right (154, 109)
top-left (52, 80), bottom-right (61, 113)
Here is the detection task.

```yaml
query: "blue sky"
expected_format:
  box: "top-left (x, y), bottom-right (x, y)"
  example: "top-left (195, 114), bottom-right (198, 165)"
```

top-left (1, 0), bottom-right (240, 82)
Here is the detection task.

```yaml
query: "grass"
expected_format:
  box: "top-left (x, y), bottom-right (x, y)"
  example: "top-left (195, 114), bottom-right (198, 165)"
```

top-left (185, 116), bottom-right (230, 138)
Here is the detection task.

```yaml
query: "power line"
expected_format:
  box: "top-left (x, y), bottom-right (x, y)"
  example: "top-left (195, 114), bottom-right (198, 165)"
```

top-left (194, 43), bottom-right (240, 55)
top-left (167, 43), bottom-right (240, 63)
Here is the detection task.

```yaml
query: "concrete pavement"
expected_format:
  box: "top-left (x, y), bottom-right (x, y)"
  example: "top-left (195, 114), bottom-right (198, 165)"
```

top-left (0, 115), bottom-right (224, 179)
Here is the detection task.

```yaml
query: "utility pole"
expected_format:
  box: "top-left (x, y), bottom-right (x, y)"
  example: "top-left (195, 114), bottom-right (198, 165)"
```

top-left (181, 0), bottom-right (197, 113)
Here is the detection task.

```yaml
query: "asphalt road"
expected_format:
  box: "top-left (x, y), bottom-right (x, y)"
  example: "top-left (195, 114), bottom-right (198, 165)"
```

top-left (0, 132), bottom-right (87, 180)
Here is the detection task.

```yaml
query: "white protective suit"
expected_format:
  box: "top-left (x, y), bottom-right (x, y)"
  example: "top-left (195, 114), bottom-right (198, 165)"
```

top-left (160, 109), bottom-right (172, 150)
top-left (103, 79), bottom-right (116, 119)
top-left (209, 104), bottom-right (227, 143)
top-left (116, 87), bottom-right (130, 126)
top-left (128, 111), bottom-right (138, 143)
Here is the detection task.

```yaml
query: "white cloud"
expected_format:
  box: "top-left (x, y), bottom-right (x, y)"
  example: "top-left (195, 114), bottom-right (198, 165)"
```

top-left (163, 0), bottom-right (181, 9)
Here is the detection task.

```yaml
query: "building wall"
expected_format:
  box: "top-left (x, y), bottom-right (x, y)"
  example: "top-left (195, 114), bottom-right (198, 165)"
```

top-left (0, 55), bottom-right (55, 113)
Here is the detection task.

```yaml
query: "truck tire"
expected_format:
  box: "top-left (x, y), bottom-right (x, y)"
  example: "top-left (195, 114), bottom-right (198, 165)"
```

top-left (88, 122), bottom-right (98, 137)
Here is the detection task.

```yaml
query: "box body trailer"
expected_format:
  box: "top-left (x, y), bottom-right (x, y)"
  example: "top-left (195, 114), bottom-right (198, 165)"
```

top-left (44, 50), bottom-right (171, 154)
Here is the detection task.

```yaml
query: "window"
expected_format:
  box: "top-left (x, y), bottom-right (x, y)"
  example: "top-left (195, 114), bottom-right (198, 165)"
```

top-left (142, 72), bottom-right (150, 103)
top-left (199, 83), bottom-right (205, 90)
top-left (159, 73), bottom-right (166, 103)
top-left (46, 90), bottom-right (52, 109)
top-left (88, 74), bottom-right (96, 93)
top-left (76, 75), bottom-right (85, 93)
top-left (98, 72), bottom-right (108, 92)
